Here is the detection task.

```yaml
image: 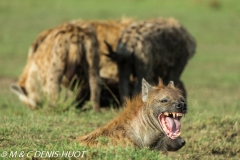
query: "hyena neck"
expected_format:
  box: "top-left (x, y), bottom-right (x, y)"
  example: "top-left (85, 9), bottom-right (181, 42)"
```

top-left (79, 94), bottom-right (163, 147)
top-left (127, 102), bottom-right (163, 148)
top-left (96, 94), bottom-right (147, 146)
top-left (105, 94), bottom-right (162, 148)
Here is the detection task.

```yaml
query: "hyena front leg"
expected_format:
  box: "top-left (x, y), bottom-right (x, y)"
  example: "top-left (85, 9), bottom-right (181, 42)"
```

top-left (132, 56), bottom-right (152, 97)
top-left (118, 62), bottom-right (131, 103)
top-left (85, 38), bottom-right (101, 112)
top-left (46, 39), bottom-right (67, 106)
top-left (164, 55), bottom-right (188, 100)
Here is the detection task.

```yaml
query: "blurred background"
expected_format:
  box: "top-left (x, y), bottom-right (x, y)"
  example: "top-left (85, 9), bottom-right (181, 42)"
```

top-left (0, 0), bottom-right (239, 159)
top-left (1, 0), bottom-right (239, 113)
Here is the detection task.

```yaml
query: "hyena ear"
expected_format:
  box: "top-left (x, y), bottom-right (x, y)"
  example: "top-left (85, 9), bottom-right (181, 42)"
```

top-left (142, 78), bottom-right (152, 102)
top-left (9, 83), bottom-right (27, 97)
top-left (167, 81), bottom-right (175, 88)
top-left (10, 83), bottom-right (37, 109)
top-left (158, 77), bottom-right (164, 87)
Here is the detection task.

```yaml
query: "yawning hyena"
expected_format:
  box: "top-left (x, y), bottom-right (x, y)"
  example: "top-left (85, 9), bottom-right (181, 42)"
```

top-left (10, 23), bottom-right (101, 111)
top-left (105, 18), bottom-right (196, 103)
top-left (76, 78), bottom-right (187, 152)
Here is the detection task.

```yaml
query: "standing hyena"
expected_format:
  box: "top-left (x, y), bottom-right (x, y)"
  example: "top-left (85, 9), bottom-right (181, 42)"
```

top-left (12, 18), bottom-right (134, 109)
top-left (76, 78), bottom-right (187, 152)
top-left (105, 18), bottom-right (196, 103)
top-left (10, 23), bottom-right (101, 111)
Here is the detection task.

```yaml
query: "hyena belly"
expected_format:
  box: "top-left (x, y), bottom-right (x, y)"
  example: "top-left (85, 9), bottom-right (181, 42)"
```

top-left (77, 78), bottom-right (187, 152)
top-left (107, 18), bottom-right (196, 102)
top-left (10, 23), bottom-right (101, 111)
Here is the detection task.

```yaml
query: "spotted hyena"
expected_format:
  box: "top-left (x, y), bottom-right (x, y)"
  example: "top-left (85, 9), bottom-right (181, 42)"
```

top-left (10, 18), bottom-right (134, 110)
top-left (10, 23), bottom-right (101, 111)
top-left (106, 18), bottom-right (196, 103)
top-left (76, 78), bottom-right (187, 152)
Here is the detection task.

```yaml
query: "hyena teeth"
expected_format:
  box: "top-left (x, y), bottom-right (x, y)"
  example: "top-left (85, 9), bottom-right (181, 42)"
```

top-left (163, 112), bottom-right (185, 118)
top-left (176, 133), bottom-right (181, 136)
top-left (164, 112), bottom-right (169, 116)
top-left (177, 113), bottom-right (183, 117)
top-left (172, 113), bottom-right (176, 118)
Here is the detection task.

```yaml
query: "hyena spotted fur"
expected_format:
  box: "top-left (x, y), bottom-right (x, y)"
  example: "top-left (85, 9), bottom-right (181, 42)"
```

top-left (77, 78), bottom-right (187, 152)
top-left (106, 18), bottom-right (196, 103)
top-left (28, 18), bottom-right (133, 83)
top-left (10, 18), bottom-right (133, 110)
top-left (10, 23), bottom-right (101, 111)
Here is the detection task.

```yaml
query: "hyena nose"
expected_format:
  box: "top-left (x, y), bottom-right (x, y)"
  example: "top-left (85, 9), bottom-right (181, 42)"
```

top-left (180, 139), bottom-right (186, 146)
top-left (176, 102), bottom-right (187, 112)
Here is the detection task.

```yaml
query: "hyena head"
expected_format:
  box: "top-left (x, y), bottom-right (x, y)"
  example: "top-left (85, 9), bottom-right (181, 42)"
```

top-left (141, 78), bottom-right (187, 151)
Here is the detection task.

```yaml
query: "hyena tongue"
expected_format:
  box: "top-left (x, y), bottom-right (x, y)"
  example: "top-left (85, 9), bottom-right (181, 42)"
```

top-left (165, 117), bottom-right (181, 134)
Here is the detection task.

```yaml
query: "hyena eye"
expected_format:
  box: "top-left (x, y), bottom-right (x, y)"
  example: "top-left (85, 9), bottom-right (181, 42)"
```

top-left (160, 99), bottom-right (168, 103)
top-left (180, 98), bottom-right (186, 103)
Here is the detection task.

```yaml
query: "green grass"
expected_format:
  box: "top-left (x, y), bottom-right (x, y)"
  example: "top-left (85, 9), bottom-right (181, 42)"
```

top-left (0, 0), bottom-right (240, 159)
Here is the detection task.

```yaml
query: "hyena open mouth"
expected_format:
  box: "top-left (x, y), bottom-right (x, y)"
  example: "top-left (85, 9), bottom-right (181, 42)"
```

top-left (158, 112), bottom-right (185, 139)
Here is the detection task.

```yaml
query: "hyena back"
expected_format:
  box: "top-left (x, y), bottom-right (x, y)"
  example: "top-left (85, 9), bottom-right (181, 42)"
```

top-left (76, 78), bottom-right (187, 152)
top-left (29, 18), bottom-right (133, 82)
top-left (10, 23), bottom-right (101, 111)
top-left (106, 18), bottom-right (196, 103)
